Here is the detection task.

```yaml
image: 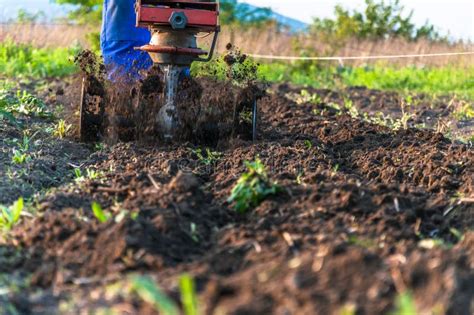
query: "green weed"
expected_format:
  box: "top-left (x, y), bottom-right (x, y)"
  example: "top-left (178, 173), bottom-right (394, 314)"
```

top-left (130, 275), bottom-right (179, 315)
top-left (74, 167), bottom-right (103, 182)
top-left (91, 202), bottom-right (111, 223)
top-left (0, 88), bottom-right (52, 120)
top-left (10, 131), bottom-right (37, 165)
top-left (294, 90), bottom-right (322, 105)
top-left (339, 304), bottom-right (356, 315)
top-left (347, 235), bottom-right (376, 249)
top-left (191, 48), bottom-right (259, 87)
top-left (179, 274), bottom-right (198, 315)
top-left (74, 168), bottom-right (83, 180)
top-left (343, 97), bottom-right (359, 118)
top-left (0, 40), bottom-right (78, 78)
top-left (0, 197), bottom-right (24, 231)
top-left (11, 149), bottom-right (30, 165)
top-left (390, 292), bottom-right (417, 315)
top-left (228, 158), bottom-right (280, 213)
top-left (452, 101), bottom-right (474, 121)
top-left (191, 148), bottom-right (222, 166)
top-left (53, 119), bottom-right (72, 139)
top-left (189, 223), bottom-right (200, 243)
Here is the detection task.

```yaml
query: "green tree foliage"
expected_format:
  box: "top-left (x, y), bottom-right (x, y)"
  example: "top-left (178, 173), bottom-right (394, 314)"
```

top-left (54, 0), bottom-right (102, 25)
top-left (311, 0), bottom-right (442, 42)
top-left (12, 9), bottom-right (46, 23)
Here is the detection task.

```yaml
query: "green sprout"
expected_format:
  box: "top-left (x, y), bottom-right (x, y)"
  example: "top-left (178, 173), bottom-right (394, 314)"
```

top-left (53, 119), bottom-right (72, 139)
top-left (179, 274), bottom-right (198, 315)
top-left (228, 158), bottom-right (280, 213)
top-left (390, 292), bottom-right (417, 315)
top-left (11, 149), bottom-right (30, 165)
top-left (192, 148), bottom-right (222, 166)
top-left (343, 97), bottom-right (359, 118)
top-left (0, 197), bottom-right (24, 230)
top-left (130, 275), bottom-right (179, 315)
top-left (74, 168), bottom-right (83, 179)
top-left (91, 202), bottom-right (111, 223)
top-left (295, 90), bottom-right (322, 105)
top-left (75, 167), bottom-right (103, 182)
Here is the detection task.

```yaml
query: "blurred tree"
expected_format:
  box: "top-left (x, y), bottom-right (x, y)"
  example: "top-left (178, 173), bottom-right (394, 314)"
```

top-left (12, 9), bottom-right (46, 24)
top-left (54, 0), bottom-right (102, 25)
top-left (311, 0), bottom-right (443, 42)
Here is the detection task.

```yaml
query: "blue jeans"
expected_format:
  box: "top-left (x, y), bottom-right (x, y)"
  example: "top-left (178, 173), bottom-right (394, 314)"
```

top-left (101, 0), bottom-right (152, 80)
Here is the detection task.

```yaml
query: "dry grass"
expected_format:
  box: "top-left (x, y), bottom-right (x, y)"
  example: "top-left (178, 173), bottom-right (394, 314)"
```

top-left (1, 23), bottom-right (472, 67)
top-left (215, 26), bottom-right (474, 68)
top-left (0, 23), bottom-right (91, 48)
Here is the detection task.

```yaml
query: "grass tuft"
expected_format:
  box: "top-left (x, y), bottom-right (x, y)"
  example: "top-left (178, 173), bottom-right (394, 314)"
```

top-left (0, 197), bottom-right (24, 231)
top-left (179, 274), bottom-right (198, 315)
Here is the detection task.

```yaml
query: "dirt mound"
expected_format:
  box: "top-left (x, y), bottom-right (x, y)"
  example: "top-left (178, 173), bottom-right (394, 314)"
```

top-left (11, 169), bottom-right (232, 288)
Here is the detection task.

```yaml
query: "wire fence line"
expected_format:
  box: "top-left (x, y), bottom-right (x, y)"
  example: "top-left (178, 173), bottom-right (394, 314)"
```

top-left (246, 51), bottom-right (474, 62)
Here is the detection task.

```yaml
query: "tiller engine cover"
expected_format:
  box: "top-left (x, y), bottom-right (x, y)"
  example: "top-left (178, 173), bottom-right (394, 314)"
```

top-left (135, 0), bottom-right (220, 66)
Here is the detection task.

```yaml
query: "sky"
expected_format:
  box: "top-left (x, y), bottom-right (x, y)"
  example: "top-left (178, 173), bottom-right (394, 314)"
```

top-left (0, 0), bottom-right (473, 40)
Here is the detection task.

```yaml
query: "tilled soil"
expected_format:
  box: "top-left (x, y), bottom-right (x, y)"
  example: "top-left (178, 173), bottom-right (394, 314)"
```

top-left (0, 82), bottom-right (473, 315)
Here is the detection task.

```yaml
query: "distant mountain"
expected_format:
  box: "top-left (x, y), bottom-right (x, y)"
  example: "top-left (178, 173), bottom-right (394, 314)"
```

top-left (240, 2), bottom-right (308, 32)
top-left (270, 11), bottom-right (308, 32)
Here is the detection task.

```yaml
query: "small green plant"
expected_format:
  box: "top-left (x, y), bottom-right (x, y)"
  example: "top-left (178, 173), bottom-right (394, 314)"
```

top-left (130, 275), bottom-right (179, 315)
top-left (449, 228), bottom-right (464, 242)
top-left (75, 167), bottom-right (103, 182)
top-left (0, 197), bottom-right (24, 230)
top-left (191, 47), bottom-right (259, 87)
top-left (396, 99), bottom-right (414, 130)
top-left (191, 148), bottom-right (222, 166)
top-left (453, 101), bottom-right (474, 121)
top-left (339, 304), bottom-right (356, 315)
top-left (228, 158), bottom-right (280, 213)
top-left (91, 202), bottom-right (111, 223)
top-left (304, 140), bottom-right (313, 150)
top-left (343, 97), bottom-right (359, 118)
top-left (189, 223), bottom-right (199, 243)
top-left (296, 171), bottom-right (304, 185)
top-left (179, 274), bottom-right (198, 315)
top-left (74, 168), bottom-right (83, 180)
top-left (348, 235), bottom-right (376, 249)
top-left (16, 90), bottom-right (52, 118)
top-left (295, 90), bottom-right (322, 105)
top-left (94, 142), bottom-right (106, 151)
top-left (11, 149), bottom-right (30, 165)
top-left (53, 119), bottom-right (72, 139)
top-left (86, 168), bottom-right (102, 180)
top-left (390, 292), bottom-right (417, 315)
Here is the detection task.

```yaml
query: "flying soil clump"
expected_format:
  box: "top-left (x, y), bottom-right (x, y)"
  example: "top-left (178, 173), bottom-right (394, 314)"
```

top-left (75, 47), bottom-right (265, 146)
